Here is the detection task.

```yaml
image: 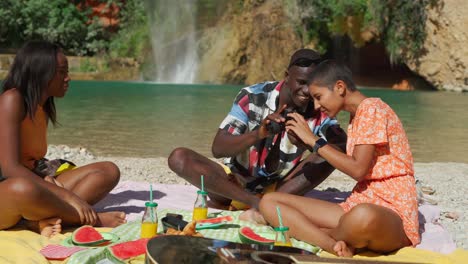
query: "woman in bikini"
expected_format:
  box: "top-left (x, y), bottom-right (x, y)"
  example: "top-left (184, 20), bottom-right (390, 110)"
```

top-left (0, 40), bottom-right (126, 237)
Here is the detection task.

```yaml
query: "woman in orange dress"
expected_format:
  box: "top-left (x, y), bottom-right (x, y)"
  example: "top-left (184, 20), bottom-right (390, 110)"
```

top-left (0, 40), bottom-right (126, 237)
top-left (259, 60), bottom-right (419, 256)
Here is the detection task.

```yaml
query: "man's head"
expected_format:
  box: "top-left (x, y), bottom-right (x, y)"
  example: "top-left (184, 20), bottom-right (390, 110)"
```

top-left (306, 60), bottom-right (357, 117)
top-left (283, 49), bottom-right (322, 109)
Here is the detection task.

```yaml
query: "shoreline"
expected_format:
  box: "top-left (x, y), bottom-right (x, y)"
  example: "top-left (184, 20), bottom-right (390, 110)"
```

top-left (47, 145), bottom-right (467, 249)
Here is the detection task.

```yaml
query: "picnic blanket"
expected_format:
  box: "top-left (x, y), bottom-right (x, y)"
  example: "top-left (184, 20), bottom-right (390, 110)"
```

top-left (67, 208), bottom-right (320, 263)
top-left (0, 181), bottom-right (465, 263)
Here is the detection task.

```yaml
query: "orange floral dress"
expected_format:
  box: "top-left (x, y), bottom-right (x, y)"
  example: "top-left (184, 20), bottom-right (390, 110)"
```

top-left (339, 98), bottom-right (420, 246)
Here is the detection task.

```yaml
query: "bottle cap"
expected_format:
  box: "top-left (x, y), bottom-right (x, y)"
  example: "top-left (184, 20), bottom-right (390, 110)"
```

top-left (145, 201), bottom-right (158, 207)
top-left (274, 226), bottom-right (289, 232)
top-left (197, 190), bottom-right (208, 195)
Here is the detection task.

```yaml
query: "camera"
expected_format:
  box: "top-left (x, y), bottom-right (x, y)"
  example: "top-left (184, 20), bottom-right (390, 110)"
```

top-left (266, 108), bottom-right (295, 134)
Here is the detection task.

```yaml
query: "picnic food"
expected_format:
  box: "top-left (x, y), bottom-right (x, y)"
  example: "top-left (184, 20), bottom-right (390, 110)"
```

top-left (165, 220), bottom-right (203, 237)
top-left (239, 227), bottom-right (274, 245)
top-left (197, 215), bottom-right (233, 224)
top-left (110, 238), bottom-right (149, 260)
top-left (71, 225), bottom-right (106, 246)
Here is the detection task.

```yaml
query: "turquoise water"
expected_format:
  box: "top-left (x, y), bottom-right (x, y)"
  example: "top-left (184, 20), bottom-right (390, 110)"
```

top-left (48, 81), bottom-right (468, 163)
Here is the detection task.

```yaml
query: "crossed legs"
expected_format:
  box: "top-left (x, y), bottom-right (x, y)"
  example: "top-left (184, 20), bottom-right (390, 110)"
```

top-left (0, 177), bottom-right (79, 236)
top-left (0, 161), bottom-right (125, 237)
top-left (56, 161), bottom-right (126, 227)
top-left (168, 147), bottom-right (261, 208)
top-left (259, 192), bottom-right (411, 256)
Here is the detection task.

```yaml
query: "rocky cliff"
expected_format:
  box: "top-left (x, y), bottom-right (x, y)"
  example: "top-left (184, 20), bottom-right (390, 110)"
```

top-left (196, 0), bottom-right (467, 91)
top-left (406, 0), bottom-right (467, 92)
top-left (196, 0), bottom-right (302, 84)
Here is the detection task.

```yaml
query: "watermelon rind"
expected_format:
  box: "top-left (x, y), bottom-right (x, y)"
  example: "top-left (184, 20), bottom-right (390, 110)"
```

top-left (238, 227), bottom-right (274, 245)
top-left (71, 225), bottom-right (107, 246)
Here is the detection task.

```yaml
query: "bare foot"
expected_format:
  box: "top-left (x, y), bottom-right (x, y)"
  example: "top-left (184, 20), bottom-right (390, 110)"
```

top-left (96, 211), bottom-right (126, 227)
top-left (24, 218), bottom-right (62, 238)
top-left (333, 240), bottom-right (355, 257)
top-left (39, 218), bottom-right (62, 237)
top-left (239, 208), bottom-right (267, 225)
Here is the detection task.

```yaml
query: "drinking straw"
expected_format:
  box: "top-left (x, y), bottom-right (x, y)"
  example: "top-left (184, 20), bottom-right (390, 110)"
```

top-left (150, 184), bottom-right (153, 202)
top-left (150, 184), bottom-right (154, 222)
top-left (276, 205), bottom-right (284, 227)
top-left (201, 175), bottom-right (206, 207)
top-left (201, 175), bottom-right (205, 192)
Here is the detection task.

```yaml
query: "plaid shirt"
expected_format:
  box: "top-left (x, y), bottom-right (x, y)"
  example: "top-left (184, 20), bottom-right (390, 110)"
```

top-left (219, 81), bottom-right (337, 178)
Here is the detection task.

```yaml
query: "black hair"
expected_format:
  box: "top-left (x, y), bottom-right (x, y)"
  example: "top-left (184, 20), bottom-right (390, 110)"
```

top-left (2, 40), bottom-right (60, 124)
top-left (306, 60), bottom-right (357, 91)
top-left (288, 58), bottom-right (321, 69)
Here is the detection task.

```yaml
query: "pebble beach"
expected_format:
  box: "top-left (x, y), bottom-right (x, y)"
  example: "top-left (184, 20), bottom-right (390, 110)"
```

top-left (46, 145), bottom-right (468, 249)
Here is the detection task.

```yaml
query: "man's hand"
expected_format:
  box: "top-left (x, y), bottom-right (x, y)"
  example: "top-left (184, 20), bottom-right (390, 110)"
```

top-left (258, 104), bottom-right (288, 139)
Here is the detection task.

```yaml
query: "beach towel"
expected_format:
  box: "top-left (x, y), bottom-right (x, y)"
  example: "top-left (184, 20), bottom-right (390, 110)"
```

top-left (0, 181), bottom-right (464, 263)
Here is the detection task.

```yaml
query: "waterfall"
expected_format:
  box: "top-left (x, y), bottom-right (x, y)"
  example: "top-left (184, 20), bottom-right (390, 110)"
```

top-left (147, 0), bottom-right (198, 83)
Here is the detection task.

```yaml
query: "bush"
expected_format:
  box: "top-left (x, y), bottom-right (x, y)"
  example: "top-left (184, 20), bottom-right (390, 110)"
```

top-left (0, 0), bottom-right (108, 56)
top-left (288, 0), bottom-right (437, 63)
top-left (107, 0), bottom-right (150, 61)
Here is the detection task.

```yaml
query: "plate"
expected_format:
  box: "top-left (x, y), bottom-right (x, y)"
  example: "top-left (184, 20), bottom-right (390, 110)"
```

top-left (61, 232), bottom-right (120, 247)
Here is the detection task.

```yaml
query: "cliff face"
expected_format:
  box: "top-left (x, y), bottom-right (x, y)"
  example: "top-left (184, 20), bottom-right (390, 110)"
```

top-left (406, 0), bottom-right (468, 92)
top-left (196, 0), bottom-right (302, 84)
top-left (197, 0), bottom-right (467, 91)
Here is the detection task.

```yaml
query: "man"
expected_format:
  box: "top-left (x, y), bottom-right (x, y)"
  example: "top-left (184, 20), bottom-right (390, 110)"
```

top-left (168, 49), bottom-right (346, 211)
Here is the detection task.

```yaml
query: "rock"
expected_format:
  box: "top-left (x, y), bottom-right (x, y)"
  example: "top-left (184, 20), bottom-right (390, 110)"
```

top-left (406, 0), bottom-right (468, 92)
top-left (445, 212), bottom-right (460, 220)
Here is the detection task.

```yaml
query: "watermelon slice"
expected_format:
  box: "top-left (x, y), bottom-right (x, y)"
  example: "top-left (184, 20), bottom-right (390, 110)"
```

top-left (71, 225), bottom-right (106, 246)
top-left (238, 227), bottom-right (274, 245)
top-left (110, 238), bottom-right (149, 260)
top-left (196, 215), bottom-right (233, 224)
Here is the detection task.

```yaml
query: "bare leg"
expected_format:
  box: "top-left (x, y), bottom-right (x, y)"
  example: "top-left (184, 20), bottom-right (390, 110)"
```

top-left (168, 147), bottom-right (260, 208)
top-left (0, 177), bottom-right (82, 236)
top-left (277, 155), bottom-right (336, 195)
top-left (260, 193), bottom-right (411, 256)
top-left (56, 161), bottom-right (126, 227)
top-left (56, 161), bottom-right (120, 205)
top-left (329, 203), bottom-right (411, 256)
top-left (260, 192), bottom-right (344, 253)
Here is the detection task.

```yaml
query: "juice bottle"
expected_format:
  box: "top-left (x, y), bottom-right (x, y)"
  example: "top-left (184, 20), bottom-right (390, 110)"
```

top-left (141, 201), bottom-right (158, 238)
top-left (192, 190), bottom-right (208, 221)
top-left (274, 226), bottom-right (292, 247)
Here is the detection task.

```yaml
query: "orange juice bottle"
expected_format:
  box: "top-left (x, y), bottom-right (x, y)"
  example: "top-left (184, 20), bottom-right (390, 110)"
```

top-left (192, 190), bottom-right (208, 221)
top-left (141, 201), bottom-right (158, 238)
top-left (274, 226), bottom-right (292, 247)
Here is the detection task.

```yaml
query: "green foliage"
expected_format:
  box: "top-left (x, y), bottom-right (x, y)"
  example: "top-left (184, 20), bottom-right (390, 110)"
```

top-left (291, 0), bottom-right (437, 63)
top-left (0, 0), bottom-right (107, 55)
top-left (107, 0), bottom-right (150, 61)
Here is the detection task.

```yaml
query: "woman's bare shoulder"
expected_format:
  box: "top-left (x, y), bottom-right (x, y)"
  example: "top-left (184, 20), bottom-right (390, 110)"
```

top-left (0, 89), bottom-right (25, 117)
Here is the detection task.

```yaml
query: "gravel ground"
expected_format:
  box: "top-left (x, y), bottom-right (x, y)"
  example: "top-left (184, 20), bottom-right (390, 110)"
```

top-left (47, 145), bottom-right (467, 249)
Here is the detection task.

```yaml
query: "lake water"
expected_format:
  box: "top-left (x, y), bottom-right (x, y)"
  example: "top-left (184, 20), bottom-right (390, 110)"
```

top-left (48, 81), bottom-right (468, 163)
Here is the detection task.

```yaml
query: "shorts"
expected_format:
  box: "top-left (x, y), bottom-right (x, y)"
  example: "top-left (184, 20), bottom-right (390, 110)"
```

top-left (339, 175), bottom-right (420, 246)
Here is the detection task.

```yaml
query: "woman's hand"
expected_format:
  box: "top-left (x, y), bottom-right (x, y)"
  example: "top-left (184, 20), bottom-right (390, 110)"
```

top-left (44, 175), bottom-right (64, 188)
top-left (285, 112), bottom-right (319, 148)
top-left (66, 194), bottom-right (98, 226)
